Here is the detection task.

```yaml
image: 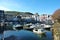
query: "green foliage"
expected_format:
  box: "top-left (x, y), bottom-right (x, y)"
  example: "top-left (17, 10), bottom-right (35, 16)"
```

top-left (24, 12), bottom-right (33, 15)
top-left (52, 9), bottom-right (60, 23)
top-left (5, 11), bottom-right (33, 16)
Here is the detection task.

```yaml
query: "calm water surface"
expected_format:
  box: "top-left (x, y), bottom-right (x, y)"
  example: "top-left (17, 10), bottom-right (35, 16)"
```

top-left (4, 30), bottom-right (40, 40)
top-left (40, 31), bottom-right (53, 40)
top-left (0, 30), bottom-right (53, 40)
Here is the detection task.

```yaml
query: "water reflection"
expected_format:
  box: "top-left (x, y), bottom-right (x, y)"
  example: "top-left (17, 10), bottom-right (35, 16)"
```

top-left (39, 31), bottom-right (53, 40)
top-left (4, 30), bottom-right (40, 40)
top-left (0, 34), bottom-right (2, 40)
top-left (45, 31), bottom-right (53, 40)
top-left (1, 30), bottom-right (53, 40)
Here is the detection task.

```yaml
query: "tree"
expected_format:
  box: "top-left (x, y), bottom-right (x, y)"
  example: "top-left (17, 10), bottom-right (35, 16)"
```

top-left (24, 12), bottom-right (33, 15)
top-left (52, 9), bottom-right (60, 40)
top-left (15, 12), bottom-right (20, 16)
top-left (52, 9), bottom-right (60, 22)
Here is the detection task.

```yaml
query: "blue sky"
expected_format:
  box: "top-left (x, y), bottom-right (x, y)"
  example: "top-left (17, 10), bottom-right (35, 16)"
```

top-left (0, 0), bottom-right (60, 15)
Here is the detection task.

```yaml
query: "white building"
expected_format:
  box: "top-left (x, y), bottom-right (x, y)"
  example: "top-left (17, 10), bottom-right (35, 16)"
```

top-left (32, 13), bottom-right (40, 21)
top-left (39, 14), bottom-right (53, 22)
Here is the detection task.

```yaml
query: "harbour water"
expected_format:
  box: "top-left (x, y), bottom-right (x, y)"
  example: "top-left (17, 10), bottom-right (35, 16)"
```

top-left (40, 31), bottom-right (53, 40)
top-left (0, 34), bottom-right (2, 40)
top-left (0, 30), bottom-right (53, 40)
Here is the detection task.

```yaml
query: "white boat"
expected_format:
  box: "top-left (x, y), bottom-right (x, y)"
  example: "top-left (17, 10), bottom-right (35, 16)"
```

top-left (30, 24), bottom-right (36, 28)
top-left (13, 24), bottom-right (23, 30)
top-left (33, 28), bottom-right (45, 34)
top-left (44, 25), bottom-right (52, 28)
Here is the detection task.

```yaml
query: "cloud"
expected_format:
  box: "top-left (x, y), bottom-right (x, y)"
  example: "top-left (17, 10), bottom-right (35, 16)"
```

top-left (0, 6), bottom-right (11, 11)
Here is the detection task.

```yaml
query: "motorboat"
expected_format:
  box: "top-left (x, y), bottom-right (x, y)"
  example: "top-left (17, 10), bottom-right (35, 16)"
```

top-left (33, 28), bottom-right (45, 34)
top-left (13, 24), bottom-right (23, 30)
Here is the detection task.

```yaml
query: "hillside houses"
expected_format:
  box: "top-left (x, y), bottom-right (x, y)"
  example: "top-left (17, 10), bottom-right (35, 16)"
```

top-left (4, 11), bottom-right (54, 24)
top-left (0, 10), bottom-right (54, 33)
top-left (0, 10), bottom-right (54, 26)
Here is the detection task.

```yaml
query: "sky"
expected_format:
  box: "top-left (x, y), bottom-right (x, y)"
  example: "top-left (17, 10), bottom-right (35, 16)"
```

top-left (0, 0), bottom-right (60, 15)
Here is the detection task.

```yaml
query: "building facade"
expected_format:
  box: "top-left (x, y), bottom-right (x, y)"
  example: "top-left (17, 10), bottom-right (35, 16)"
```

top-left (0, 10), bottom-right (5, 22)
